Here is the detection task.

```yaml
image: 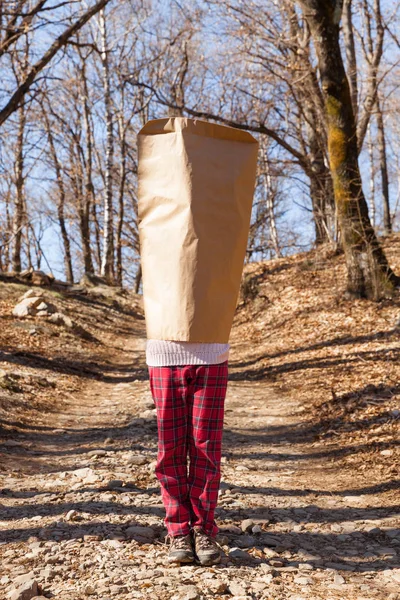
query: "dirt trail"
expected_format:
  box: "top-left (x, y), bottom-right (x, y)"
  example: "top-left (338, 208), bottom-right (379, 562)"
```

top-left (0, 326), bottom-right (399, 600)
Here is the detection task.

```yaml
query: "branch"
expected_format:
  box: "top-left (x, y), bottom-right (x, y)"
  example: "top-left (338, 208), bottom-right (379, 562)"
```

top-left (0, 0), bottom-right (111, 127)
top-left (128, 80), bottom-right (309, 170)
top-left (0, 1), bottom-right (48, 58)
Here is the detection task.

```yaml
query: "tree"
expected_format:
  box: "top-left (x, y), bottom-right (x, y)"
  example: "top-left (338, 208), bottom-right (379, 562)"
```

top-left (296, 0), bottom-right (399, 299)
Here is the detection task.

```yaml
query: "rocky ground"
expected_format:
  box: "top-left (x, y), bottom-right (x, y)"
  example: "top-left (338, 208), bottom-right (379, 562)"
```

top-left (0, 329), bottom-right (399, 600)
top-left (1, 240), bottom-right (399, 600)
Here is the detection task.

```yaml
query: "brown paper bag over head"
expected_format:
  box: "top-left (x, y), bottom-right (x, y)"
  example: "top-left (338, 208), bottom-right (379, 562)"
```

top-left (138, 117), bottom-right (258, 343)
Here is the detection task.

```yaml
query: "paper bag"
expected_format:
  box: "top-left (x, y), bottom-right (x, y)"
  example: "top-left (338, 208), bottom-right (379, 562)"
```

top-left (137, 117), bottom-right (258, 342)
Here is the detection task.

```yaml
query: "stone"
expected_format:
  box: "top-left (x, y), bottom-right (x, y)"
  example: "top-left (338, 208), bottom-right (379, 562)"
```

top-left (48, 312), bottom-right (74, 328)
top-left (20, 289), bottom-right (44, 300)
top-left (8, 580), bottom-right (39, 600)
top-left (228, 547), bottom-right (251, 560)
top-left (13, 574), bottom-right (35, 587)
top-left (236, 535), bottom-right (255, 548)
top-left (126, 454), bottom-right (148, 465)
top-left (107, 479), bottom-right (124, 489)
top-left (174, 585), bottom-right (199, 600)
top-left (125, 525), bottom-right (156, 542)
top-left (13, 297), bottom-right (43, 317)
top-left (241, 519), bottom-right (254, 533)
top-left (293, 576), bottom-right (312, 585)
top-left (298, 563), bottom-right (314, 571)
top-left (269, 559), bottom-right (284, 567)
top-left (31, 271), bottom-right (52, 285)
top-left (65, 510), bottom-right (78, 521)
top-left (229, 581), bottom-right (248, 596)
top-left (334, 574), bottom-right (345, 585)
top-left (205, 580), bottom-right (227, 594)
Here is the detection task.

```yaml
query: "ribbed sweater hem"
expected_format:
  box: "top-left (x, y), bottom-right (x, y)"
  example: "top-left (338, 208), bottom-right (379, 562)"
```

top-left (145, 340), bottom-right (230, 366)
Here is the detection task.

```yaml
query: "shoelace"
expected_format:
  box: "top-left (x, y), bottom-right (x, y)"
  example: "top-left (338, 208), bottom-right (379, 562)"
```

top-left (166, 534), bottom-right (192, 549)
top-left (194, 530), bottom-right (222, 550)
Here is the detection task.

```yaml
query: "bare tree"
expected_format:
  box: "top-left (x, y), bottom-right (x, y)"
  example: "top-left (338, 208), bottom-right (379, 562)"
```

top-left (296, 0), bottom-right (398, 298)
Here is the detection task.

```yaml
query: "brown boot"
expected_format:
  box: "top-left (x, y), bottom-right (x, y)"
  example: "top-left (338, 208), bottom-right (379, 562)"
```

top-left (192, 527), bottom-right (221, 566)
top-left (166, 533), bottom-right (195, 564)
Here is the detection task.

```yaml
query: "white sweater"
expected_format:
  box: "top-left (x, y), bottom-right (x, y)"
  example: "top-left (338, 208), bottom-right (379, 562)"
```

top-left (146, 340), bottom-right (230, 366)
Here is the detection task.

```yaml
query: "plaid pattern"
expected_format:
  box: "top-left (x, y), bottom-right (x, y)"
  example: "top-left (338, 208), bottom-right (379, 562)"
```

top-left (148, 362), bottom-right (228, 538)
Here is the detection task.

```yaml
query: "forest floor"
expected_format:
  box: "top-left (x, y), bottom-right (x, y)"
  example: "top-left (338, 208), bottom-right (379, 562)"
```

top-left (0, 235), bottom-right (400, 600)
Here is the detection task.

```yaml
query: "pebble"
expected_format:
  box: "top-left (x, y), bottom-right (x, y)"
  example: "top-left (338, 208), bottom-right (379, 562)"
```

top-left (240, 519), bottom-right (254, 533)
top-left (228, 548), bottom-right (251, 560)
top-left (229, 581), bottom-right (248, 596)
top-left (293, 576), bottom-right (312, 585)
top-left (236, 535), bottom-right (255, 548)
top-left (333, 573), bottom-right (345, 585)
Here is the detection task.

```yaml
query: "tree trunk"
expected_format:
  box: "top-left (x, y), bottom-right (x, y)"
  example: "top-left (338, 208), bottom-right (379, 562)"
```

top-left (342, 0), bottom-right (358, 121)
top-left (116, 103), bottom-right (126, 287)
top-left (11, 104), bottom-right (25, 272)
top-left (367, 120), bottom-right (376, 228)
top-left (260, 141), bottom-right (281, 257)
top-left (375, 96), bottom-right (391, 234)
top-left (297, 0), bottom-right (398, 299)
top-left (43, 108), bottom-right (74, 283)
top-left (99, 8), bottom-right (114, 284)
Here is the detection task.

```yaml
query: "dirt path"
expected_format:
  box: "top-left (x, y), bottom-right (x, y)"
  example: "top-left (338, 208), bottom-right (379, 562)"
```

top-left (0, 328), bottom-right (399, 600)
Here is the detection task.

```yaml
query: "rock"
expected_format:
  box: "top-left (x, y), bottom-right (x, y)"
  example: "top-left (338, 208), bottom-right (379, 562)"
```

top-left (381, 449), bottom-right (393, 457)
top-left (125, 525), bottom-right (156, 542)
top-left (8, 580), bottom-right (39, 600)
top-left (65, 510), bottom-right (78, 521)
top-left (38, 568), bottom-right (54, 581)
top-left (252, 524), bottom-right (262, 534)
top-left (228, 547), bottom-right (252, 560)
top-left (88, 449), bottom-right (107, 457)
top-left (259, 534), bottom-right (280, 547)
top-left (293, 576), bottom-right (312, 585)
top-left (126, 454), bottom-right (148, 465)
top-left (13, 574), bottom-right (35, 587)
top-left (263, 548), bottom-right (278, 558)
top-left (386, 529), bottom-right (400, 539)
top-left (31, 271), bottom-right (52, 286)
top-left (20, 289), bottom-right (45, 300)
top-left (13, 297), bottom-right (43, 317)
top-left (71, 467), bottom-right (99, 483)
top-left (216, 534), bottom-right (229, 546)
top-left (48, 312), bottom-right (74, 328)
top-left (298, 563), bottom-right (314, 571)
top-left (334, 574), bottom-right (345, 585)
top-left (107, 479), bottom-right (124, 489)
top-left (205, 580), bottom-right (227, 594)
top-left (173, 585), bottom-right (199, 600)
top-left (269, 559), bottom-right (284, 567)
top-left (236, 535), bottom-right (255, 548)
top-left (241, 519), bottom-right (254, 533)
top-left (84, 584), bottom-right (96, 595)
top-left (229, 581), bottom-right (248, 596)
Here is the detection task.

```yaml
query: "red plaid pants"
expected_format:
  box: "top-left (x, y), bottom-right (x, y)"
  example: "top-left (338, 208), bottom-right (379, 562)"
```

top-left (148, 362), bottom-right (228, 538)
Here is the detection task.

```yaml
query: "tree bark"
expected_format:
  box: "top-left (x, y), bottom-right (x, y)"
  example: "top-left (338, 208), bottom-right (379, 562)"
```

top-left (11, 104), bottom-right (25, 273)
top-left (43, 107), bottom-right (74, 283)
top-left (375, 96), bottom-right (391, 234)
top-left (297, 0), bottom-right (398, 299)
top-left (99, 7), bottom-right (115, 284)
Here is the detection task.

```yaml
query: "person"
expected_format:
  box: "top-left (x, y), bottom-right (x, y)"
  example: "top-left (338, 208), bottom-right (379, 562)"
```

top-left (138, 116), bottom-right (258, 565)
top-left (146, 339), bottom-right (229, 565)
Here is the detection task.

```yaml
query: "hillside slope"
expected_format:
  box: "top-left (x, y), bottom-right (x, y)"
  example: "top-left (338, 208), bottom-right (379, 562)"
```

top-left (0, 237), bottom-right (399, 600)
